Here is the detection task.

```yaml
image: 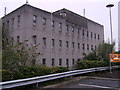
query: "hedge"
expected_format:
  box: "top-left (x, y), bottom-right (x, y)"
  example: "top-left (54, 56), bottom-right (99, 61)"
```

top-left (2, 66), bottom-right (68, 81)
top-left (75, 60), bottom-right (108, 70)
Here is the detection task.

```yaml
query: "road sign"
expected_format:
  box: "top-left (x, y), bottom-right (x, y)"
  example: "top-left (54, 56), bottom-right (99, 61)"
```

top-left (110, 54), bottom-right (120, 62)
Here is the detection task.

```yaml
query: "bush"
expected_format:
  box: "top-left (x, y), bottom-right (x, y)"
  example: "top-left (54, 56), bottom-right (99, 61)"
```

top-left (75, 60), bottom-right (108, 70)
top-left (2, 66), bottom-right (68, 81)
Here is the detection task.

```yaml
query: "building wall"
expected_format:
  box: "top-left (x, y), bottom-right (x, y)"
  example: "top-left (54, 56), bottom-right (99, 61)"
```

top-left (2, 4), bottom-right (104, 68)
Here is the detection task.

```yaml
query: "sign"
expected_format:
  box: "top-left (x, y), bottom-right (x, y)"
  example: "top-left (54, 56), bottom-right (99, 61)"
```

top-left (110, 54), bottom-right (120, 62)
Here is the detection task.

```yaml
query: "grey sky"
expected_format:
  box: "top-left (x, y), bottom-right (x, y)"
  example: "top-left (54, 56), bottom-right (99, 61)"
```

top-left (0, 0), bottom-right (119, 50)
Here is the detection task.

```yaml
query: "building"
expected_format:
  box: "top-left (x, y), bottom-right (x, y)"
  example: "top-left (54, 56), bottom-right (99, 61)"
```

top-left (118, 1), bottom-right (120, 51)
top-left (2, 4), bottom-right (104, 68)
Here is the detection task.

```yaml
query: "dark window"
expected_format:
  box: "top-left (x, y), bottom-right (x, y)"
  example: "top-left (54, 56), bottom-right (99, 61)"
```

top-left (83, 44), bottom-right (85, 50)
top-left (78, 28), bottom-right (80, 34)
top-left (33, 15), bottom-right (37, 26)
top-left (33, 35), bottom-right (37, 45)
top-left (12, 18), bottom-right (14, 29)
top-left (72, 59), bottom-right (75, 65)
top-left (87, 31), bottom-right (89, 37)
top-left (59, 40), bottom-right (62, 48)
top-left (59, 59), bottom-right (62, 66)
top-left (91, 45), bottom-right (93, 50)
top-left (94, 33), bottom-right (96, 39)
top-left (7, 20), bottom-right (9, 30)
top-left (17, 36), bottom-right (20, 43)
top-left (98, 34), bottom-right (100, 40)
top-left (2, 23), bottom-right (4, 31)
top-left (91, 32), bottom-right (93, 38)
top-left (42, 59), bottom-right (46, 66)
top-left (87, 44), bottom-right (89, 50)
top-left (78, 43), bottom-right (80, 49)
top-left (95, 46), bottom-right (97, 50)
top-left (52, 39), bottom-right (55, 47)
top-left (18, 15), bottom-right (20, 23)
top-left (66, 59), bottom-right (69, 65)
top-left (82, 30), bottom-right (84, 36)
top-left (43, 37), bottom-right (46, 47)
top-left (52, 59), bottom-right (54, 66)
top-left (66, 41), bottom-right (69, 48)
top-left (72, 42), bottom-right (74, 48)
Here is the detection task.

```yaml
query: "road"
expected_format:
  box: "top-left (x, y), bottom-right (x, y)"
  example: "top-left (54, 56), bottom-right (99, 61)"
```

top-left (58, 78), bottom-right (120, 90)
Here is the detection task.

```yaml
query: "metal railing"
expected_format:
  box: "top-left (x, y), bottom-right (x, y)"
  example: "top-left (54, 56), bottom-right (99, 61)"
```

top-left (1, 65), bottom-right (120, 89)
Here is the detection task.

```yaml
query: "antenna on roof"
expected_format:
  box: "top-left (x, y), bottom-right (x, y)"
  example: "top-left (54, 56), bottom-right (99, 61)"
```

top-left (26, 0), bottom-right (29, 4)
top-left (83, 9), bottom-right (85, 17)
top-left (4, 7), bottom-right (6, 16)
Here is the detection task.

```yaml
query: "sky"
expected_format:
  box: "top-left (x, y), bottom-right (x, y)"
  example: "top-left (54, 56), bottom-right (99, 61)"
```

top-left (0, 0), bottom-right (119, 51)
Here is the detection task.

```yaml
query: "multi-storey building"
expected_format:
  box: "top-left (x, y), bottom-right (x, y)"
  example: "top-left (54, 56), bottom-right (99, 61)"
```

top-left (2, 4), bottom-right (104, 68)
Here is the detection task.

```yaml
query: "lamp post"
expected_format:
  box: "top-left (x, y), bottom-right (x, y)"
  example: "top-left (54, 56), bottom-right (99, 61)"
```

top-left (106, 4), bottom-right (114, 73)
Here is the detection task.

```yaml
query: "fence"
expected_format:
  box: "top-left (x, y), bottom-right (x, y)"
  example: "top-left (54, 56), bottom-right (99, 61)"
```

top-left (1, 65), bottom-right (120, 89)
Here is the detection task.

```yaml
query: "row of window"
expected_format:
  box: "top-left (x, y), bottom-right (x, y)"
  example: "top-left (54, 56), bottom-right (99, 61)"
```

top-left (42, 58), bottom-right (75, 66)
top-left (32, 15), bottom-right (100, 40)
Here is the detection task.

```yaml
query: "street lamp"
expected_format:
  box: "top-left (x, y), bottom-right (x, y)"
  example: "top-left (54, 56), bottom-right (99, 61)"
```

top-left (106, 4), bottom-right (114, 44)
top-left (106, 4), bottom-right (114, 73)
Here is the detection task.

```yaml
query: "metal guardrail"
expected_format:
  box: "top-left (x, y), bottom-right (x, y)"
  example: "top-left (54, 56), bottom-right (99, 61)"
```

top-left (0, 65), bottom-right (120, 89)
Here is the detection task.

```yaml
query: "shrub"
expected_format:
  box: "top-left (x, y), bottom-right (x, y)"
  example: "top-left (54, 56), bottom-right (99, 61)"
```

top-left (75, 60), bottom-right (108, 70)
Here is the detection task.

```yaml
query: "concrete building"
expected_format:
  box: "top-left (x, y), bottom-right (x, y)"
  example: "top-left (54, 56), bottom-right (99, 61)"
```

top-left (2, 4), bottom-right (104, 68)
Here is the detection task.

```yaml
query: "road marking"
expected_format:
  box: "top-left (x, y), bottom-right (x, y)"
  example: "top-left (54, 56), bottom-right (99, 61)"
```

top-left (78, 84), bottom-right (113, 89)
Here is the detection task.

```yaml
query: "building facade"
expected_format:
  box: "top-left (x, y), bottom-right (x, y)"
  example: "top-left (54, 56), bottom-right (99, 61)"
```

top-left (2, 4), bottom-right (104, 68)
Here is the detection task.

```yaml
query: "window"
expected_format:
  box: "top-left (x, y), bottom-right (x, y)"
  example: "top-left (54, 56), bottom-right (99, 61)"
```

top-left (94, 33), bottom-right (96, 39)
top-left (52, 59), bottom-right (54, 66)
top-left (52, 39), bottom-right (55, 47)
top-left (78, 28), bottom-right (80, 34)
top-left (78, 43), bottom-right (80, 49)
top-left (43, 18), bottom-right (46, 27)
top-left (83, 44), bottom-right (85, 50)
top-left (91, 32), bottom-right (93, 38)
top-left (51, 20), bottom-right (54, 28)
top-left (2, 23), bottom-right (4, 31)
top-left (87, 31), bottom-right (88, 37)
top-left (95, 46), bottom-right (97, 50)
top-left (66, 59), bottom-right (69, 65)
top-left (17, 36), bottom-right (20, 43)
top-left (91, 45), bottom-right (93, 50)
top-left (12, 18), bottom-right (14, 29)
top-left (98, 34), bottom-right (100, 40)
top-left (33, 35), bottom-right (36, 45)
top-left (87, 44), bottom-right (89, 50)
top-left (72, 42), bottom-right (74, 48)
top-left (59, 23), bottom-right (62, 30)
top-left (72, 59), bottom-right (75, 65)
top-left (66, 25), bottom-right (68, 32)
top-left (43, 37), bottom-right (46, 47)
top-left (59, 40), bottom-right (62, 48)
top-left (82, 30), bottom-right (84, 36)
top-left (7, 20), bottom-right (9, 31)
top-left (42, 59), bottom-right (46, 66)
top-left (72, 26), bottom-right (74, 33)
top-left (33, 15), bottom-right (37, 26)
top-left (66, 41), bottom-right (69, 48)
top-left (59, 59), bottom-right (62, 66)
top-left (18, 15), bottom-right (20, 23)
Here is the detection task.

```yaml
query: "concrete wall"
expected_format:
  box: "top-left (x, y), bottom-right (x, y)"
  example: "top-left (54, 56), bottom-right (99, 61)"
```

top-left (2, 4), bottom-right (104, 68)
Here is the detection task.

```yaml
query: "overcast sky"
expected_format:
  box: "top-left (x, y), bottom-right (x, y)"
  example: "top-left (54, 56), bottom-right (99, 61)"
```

top-left (0, 0), bottom-right (119, 50)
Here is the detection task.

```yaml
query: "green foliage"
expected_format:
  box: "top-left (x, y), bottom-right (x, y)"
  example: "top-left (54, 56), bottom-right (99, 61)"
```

top-left (83, 50), bottom-right (99, 60)
top-left (75, 60), bottom-right (108, 70)
top-left (2, 66), bottom-right (68, 81)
